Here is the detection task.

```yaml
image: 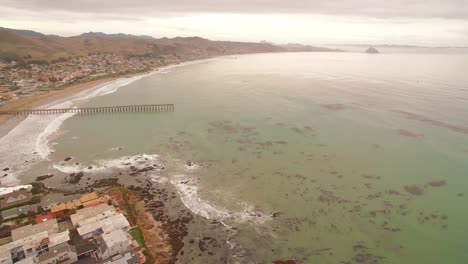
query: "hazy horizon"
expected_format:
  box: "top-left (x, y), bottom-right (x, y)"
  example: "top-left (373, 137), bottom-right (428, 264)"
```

top-left (1, 0), bottom-right (468, 47)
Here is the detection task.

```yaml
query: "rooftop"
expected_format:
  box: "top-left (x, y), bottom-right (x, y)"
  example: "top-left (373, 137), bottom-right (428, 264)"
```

top-left (11, 218), bottom-right (58, 241)
top-left (100, 229), bottom-right (130, 249)
top-left (1, 204), bottom-right (38, 220)
top-left (40, 193), bottom-right (81, 208)
top-left (77, 213), bottom-right (129, 237)
top-left (103, 252), bottom-right (138, 264)
top-left (37, 243), bottom-right (76, 263)
top-left (80, 192), bottom-right (99, 203)
top-left (71, 204), bottom-right (115, 226)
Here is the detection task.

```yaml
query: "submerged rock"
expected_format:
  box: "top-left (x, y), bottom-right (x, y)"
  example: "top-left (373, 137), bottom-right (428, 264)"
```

top-left (69, 172), bottom-right (84, 184)
top-left (64, 157), bottom-right (72, 162)
top-left (404, 185), bottom-right (424, 195)
top-left (36, 174), bottom-right (54, 181)
top-left (271, 212), bottom-right (281, 218)
top-left (273, 260), bottom-right (297, 264)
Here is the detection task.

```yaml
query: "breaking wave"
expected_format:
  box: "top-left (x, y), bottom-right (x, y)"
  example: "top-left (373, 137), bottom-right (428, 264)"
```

top-left (170, 173), bottom-right (270, 225)
top-left (53, 154), bottom-right (160, 174)
top-left (0, 73), bottom-right (154, 186)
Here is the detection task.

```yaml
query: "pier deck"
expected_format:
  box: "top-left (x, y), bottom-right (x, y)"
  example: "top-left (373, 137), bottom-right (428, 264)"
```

top-left (0, 104), bottom-right (174, 115)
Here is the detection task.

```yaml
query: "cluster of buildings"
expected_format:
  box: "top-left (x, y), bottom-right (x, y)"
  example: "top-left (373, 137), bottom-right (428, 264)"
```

top-left (0, 53), bottom-right (181, 104)
top-left (0, 188), bottom-right (143, 264)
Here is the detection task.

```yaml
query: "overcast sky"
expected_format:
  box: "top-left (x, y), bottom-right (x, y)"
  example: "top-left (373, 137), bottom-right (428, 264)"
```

top-left (1, 0), bottom-right (467, 46)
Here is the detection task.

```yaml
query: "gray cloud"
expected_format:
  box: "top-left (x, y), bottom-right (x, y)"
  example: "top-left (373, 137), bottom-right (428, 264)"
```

top-left (2, 0), bottom-right (468, 19)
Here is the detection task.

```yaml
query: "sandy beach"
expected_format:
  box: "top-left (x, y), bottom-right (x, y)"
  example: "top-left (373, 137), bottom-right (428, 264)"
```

top-left (0, 74), bottom-right (142, 138)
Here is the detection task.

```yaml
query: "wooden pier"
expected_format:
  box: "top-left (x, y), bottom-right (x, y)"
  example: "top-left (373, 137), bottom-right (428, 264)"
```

top-left (0, 104), bottom-right (174, 116)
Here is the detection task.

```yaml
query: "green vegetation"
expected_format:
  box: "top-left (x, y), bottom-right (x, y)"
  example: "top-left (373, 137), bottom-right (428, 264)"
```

top-left (0, 196), bottom-right (41, 212)
top-left (118, 187), bottom-right (136, 224)
top-left (51, 57), bottom-right (68, 64)
top-left (117, 187), bottom-right (153, 264)
top-left (9, 85), bottom-right (19, 91)
top-left (129, 226), bottom-right (146, 248)
top-left (29, 59), bottom-right (49, 65)
top-left (30, 196), bottom-right (41, 204)
top-left (0, 51), bottom-right (21, 62)
top-left (142, 250), bottom-right (154, 264)
top-left (31, 182), bottom-right (45, 194)
top-left (130, 227), bottom-right (154, 264)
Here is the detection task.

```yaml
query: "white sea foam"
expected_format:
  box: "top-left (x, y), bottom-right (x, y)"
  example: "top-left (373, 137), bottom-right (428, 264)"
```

top-left (53, 154), bottom-right (160, 174)
top-left (0, 58), bottom-right (217, 187)
top-left (0, 184), bottom-right (32, 195)
top-left (170, 174), bottom-right (270, 225)
top-left (0, 73), bottom-right (155, 186)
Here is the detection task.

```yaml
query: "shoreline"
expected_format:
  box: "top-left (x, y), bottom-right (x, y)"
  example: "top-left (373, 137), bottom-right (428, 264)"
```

top-left (0, 73), bottom-right (141, 136)
top-left (0, 54), bottom-right (225, 138)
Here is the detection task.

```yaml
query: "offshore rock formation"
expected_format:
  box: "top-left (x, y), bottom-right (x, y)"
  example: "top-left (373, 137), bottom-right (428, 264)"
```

top-left (365, 47), bottom-right (380, 54)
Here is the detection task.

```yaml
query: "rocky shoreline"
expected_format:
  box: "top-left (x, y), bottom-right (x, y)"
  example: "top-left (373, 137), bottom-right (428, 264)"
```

top-left (26, 157), bottom-right (234, 264)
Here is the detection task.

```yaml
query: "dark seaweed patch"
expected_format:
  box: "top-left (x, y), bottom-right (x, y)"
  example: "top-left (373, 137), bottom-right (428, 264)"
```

top-left (317, 190), bottom-right (349, 205)
top-left (397, 129), bottom-right (423, 139)
top-left (362, 174), bottom-right (381, 180)
top-left (404, 185), bottom-right (424, 195)
top-left (426, 180), bottom-right (447, 187)
top-left (322, 104), bottom-right (346, 111)
top-left (393, 110), bottom-right (468, 135)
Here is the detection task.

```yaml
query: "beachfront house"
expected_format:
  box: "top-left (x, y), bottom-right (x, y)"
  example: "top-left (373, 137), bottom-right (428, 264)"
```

top-left (102, 252), bottom-right (138, 264)
top-left (1, 204), bottom-right (38, 220)
top-left (77, 213), bottom-right (130, 239)
top-left (0, 189), bottom-right (32, 209)
top-left (0, 219), bottom-right (74, 264)
top-left (70, 204), bottom-right (116, 227)
top-left (35, 243), bottom-right (78, 264)
top-left (95, 229), bottom-right (132, 260)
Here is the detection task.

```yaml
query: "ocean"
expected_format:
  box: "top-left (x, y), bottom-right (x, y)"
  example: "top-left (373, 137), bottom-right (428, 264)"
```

top-left (1, 52), bottom-right (468, 263)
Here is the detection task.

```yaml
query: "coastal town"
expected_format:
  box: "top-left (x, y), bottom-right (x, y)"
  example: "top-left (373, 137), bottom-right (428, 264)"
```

top-left (0, 184), bottom-right (153, 264)
top-left (0, 53), bottom-right (182, 104)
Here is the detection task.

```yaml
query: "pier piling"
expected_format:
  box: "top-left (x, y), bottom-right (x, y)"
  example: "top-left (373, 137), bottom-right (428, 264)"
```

top-left (0, 104), bottom-right (175, 116)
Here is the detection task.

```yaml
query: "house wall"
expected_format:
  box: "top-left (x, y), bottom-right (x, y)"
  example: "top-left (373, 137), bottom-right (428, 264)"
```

top-left (98, 240), bottom-right (131, 260)
top-left (0, 258), bottom-right (13, 264)
top-left (38, 251), bottom-right (78, 264)
top-left (0, 193), bottom-right (31, 208)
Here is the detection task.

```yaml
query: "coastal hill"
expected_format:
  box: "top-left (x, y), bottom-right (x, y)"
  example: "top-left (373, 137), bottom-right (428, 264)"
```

top-left (0, 27), bottom-right (340, 62)
top-left (79, 32), bottom-right (155, 40)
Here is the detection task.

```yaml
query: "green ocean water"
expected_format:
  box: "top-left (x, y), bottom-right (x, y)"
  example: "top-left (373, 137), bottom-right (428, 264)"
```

top-left (50, 52), bottom-right (468, 263)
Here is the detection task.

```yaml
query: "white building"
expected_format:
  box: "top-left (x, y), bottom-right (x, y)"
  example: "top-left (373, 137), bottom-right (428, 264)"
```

top-left (0, 219), bottom-right (72, 264)
top-left (95, 230), bottom-right (132, 260)
top-left (70, 204), bottom-right (115, 227)
top-left (77, 213), bottom-right (130, 239)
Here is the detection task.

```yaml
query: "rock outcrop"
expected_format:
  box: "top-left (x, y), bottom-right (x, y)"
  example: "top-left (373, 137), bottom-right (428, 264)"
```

top-left (365, 47), bottom-right (380, 54)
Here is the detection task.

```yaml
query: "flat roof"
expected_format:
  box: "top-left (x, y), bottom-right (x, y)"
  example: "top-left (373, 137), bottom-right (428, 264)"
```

top-left (103, 252), bottom-right (137, 264)
top-left (1, 204), bottom-right (38, 219)
top-left (71, 204), bottom-right (115, 226)
top-left (77, 213), bottom-right (129, 237)
top-left (101, 229), bottom-right (130, 248)
top-left (80, 192), bottom-right (99, 203)
top-left (11, 218), bottom-right (58, 241)
top-left (0, 231), bottom-right (49, 262)
top-left (37, 243), bottom-right (75, 262)
top-left (48, 230), bottom-right (70, 247)
top-left (40, 193), bottom-right (81, 208)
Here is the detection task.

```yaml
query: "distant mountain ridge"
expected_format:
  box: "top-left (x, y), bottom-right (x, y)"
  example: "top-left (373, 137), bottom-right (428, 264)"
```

top-left (0, 27), bottom-right (59, 38)
top-left (0, 27), bottom-right (341, 62)
top-left (79, 32), bottom-right (154, 40)
top-left (331, 44), bottom-right (468, 49)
